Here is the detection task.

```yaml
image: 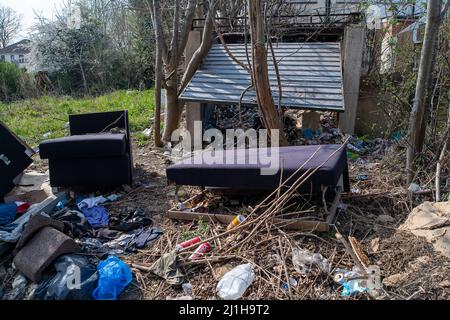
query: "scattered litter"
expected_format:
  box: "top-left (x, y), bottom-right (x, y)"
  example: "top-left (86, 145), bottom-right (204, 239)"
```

top-left (292, 247), bottom-right (330, 276)
top-left (217, 263), bottom-right (255, 300)
top-left (333, 268), bottom-right (368, 297)
top-left (351, 188), bottom-right (360, 194)
top-left (92, 256), bottom-right (132, 300)
top-left (148, 251), bottom-right (185, 285)
top-left (281, 277), bottom-right (298, 291)
top-left (3, 275), bottom-right (28, 300)
top-left (110, 208), bottom-right (152, 232)
top-left (77, 196), bottom-right (108, 210)
top-left (227, 215), bottom-right (246, 231)
top-left (0, 203), bottom-right (17, 226)
top-left (408, 183), bottom-right (422, 193)
top-left (81, 206), bottom-right (109, 229)
top-left (106, 194), bottom-right (120, 202)
top-left (188, 242), bottom-right (212, 261)
top-left (399, 201), bottom-right (450, 258)
top-left (176, 236), bottom-right (201, 252)
top-left (142, 128), bottom-right (152, 137)
top-left (182, 283), bottom-right (193, 296)
top-left (356, 174), bottom-right (369, 181)
top-left (33, 255), bottom-right (98, 300)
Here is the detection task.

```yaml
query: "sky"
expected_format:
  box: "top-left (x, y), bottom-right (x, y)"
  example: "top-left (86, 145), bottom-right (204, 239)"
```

top-left (1, 0), bottom-right (65, 41)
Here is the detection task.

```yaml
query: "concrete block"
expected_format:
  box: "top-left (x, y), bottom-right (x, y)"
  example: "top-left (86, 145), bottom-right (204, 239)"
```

top-left (13, 227), bottom-right (80, 283)
top-left (15, 214), bottom-right (65, 252)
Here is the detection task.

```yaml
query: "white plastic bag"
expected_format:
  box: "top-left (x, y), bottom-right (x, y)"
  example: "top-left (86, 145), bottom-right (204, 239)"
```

top-left (292, 247), bottom-right (330, 276)
top-left (217, 263), bottom-right (255, 300)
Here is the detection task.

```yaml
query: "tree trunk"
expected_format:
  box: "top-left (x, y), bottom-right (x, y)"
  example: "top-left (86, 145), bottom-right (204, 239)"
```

top-left (248, 0), bottom-right (288, 146)
top-left (162, 76), bottom-right (183, 142)
top-left (406, 0), bottom-right (442, 184)
top-left (153, 38), bottom-right (163, 147)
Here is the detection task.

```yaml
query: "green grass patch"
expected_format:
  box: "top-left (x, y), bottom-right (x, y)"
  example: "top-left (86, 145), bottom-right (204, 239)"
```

top-left (0, 90), bottom-right (155, 146)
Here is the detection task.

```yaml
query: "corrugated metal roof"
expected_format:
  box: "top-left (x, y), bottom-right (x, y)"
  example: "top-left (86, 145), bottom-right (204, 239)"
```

top-left (180, 42), bottom-right (344, 112)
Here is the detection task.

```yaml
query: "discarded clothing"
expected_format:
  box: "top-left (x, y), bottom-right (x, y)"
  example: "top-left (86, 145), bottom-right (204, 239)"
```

top-left (15, 202), bottom-right (31, 215)
top-left (148, 251), bottom-right (185, 285)
top-left (81, 206), bottom-right (109, 229)
top-left (0, 203), bottom-right (17, 226)
top-left (33, 255), bottom-right (98, 300)
top-left (92, 256), bottom-right (132, 300)
top-left (94, 228), bottom-right (122, 240)
top-left (52, 209), bottom-right (94, 238)
top-left (77, 196), bottom-right (107, 210)
top-left (104, 227), bottom-right (162, 253)
top-left (110, 209), bottom-right (152, 232)
top-left (0, 212), bottom-right (33, 243)
top-left (129, 227), bottom-right (163, 250)
top-left (79, 227), bottom-right (162, 256)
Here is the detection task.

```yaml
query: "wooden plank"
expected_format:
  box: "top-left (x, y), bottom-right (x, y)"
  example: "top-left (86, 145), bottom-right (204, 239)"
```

top-left (166, 210), bottom-right (329, 232)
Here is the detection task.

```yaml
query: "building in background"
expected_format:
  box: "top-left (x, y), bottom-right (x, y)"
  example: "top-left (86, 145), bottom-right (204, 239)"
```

top-left (0, 39), bottom-right (33, 71)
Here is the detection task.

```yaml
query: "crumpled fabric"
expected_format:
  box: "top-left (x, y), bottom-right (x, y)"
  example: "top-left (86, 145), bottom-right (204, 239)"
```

top-left (0, 203), bottom-right (17, 226)
top-left (129, 227), bottom-right (163, 250)
top-left (77, 196), bottom-right (107, 210)
top-left (81, 206), bottom-right (109, 229)
top-left (109, 209), bottom-right (152, 232)
top-left (0, 212), bottom-right (33, 243)
top-left (148, 251), bottom-right (185, 285)
top-left (79, 227), bottom-right (163, 256)
top-left (52, 209), bottom-right (94, 238)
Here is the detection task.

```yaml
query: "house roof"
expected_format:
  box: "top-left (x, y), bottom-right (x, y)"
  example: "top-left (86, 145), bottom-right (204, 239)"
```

top-left (0, 39), bottom-right (31, 55)
top-left (180, 42), bottom-right (344, 112)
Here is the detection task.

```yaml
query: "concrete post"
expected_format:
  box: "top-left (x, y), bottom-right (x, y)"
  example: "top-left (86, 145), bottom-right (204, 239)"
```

top-left (339, 25), bottom-right (365, 134)
top-left (184, 30), bottom-right (202, 145)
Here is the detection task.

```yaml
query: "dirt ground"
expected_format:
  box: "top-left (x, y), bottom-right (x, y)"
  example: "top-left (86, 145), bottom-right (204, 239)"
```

top-left (22, 137), bottom-right (450, 300)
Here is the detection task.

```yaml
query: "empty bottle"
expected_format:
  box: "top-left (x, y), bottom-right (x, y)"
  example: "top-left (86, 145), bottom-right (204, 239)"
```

top-left (217, 263), bottom-right (255, 300)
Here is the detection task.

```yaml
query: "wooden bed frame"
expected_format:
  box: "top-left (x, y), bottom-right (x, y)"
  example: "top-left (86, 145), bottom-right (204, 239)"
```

top-left (166, 187), bottom-right (342, 233)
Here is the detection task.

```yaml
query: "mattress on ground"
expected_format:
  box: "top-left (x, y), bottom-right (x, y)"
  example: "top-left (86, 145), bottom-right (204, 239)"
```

top-left (166, 144), bottom-right (350, 192)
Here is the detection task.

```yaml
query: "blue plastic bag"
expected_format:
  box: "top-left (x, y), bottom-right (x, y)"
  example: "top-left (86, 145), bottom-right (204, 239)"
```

top-left (92, 256), bottom-right (132, 300)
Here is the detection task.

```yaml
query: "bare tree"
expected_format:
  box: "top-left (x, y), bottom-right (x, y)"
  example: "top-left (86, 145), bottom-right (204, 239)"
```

top-left (0, 6), bottom-right (22, 49)
top-left (148, 0), bottom-right (217, 143)
top-left (406, 0), bottom-right (444, 184)
top-left (248, 0), bottom-right (288, 146)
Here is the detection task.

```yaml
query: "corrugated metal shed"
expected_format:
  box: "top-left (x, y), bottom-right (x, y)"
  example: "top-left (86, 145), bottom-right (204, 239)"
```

top-left (180, 42), bottom-right (344, 112)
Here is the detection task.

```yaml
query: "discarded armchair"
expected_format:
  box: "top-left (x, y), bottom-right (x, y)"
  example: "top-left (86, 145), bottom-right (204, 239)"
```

top-left (39, 111), bottom-right (133, 189)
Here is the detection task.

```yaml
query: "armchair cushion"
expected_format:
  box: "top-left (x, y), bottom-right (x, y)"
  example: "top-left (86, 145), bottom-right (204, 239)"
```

top-left (40, 133), bottom-right (126, 160)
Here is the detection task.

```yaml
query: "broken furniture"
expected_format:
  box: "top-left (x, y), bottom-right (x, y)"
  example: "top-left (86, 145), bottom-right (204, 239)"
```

top-left (0, 121), bottom-right (35, 201)
top-left (166, 144), bottom-right (350, 232)
top-left (39, 111), bottom-right (133, 189)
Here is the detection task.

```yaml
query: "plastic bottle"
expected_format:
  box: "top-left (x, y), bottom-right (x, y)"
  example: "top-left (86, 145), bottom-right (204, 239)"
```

top-left (227, 215), bottom-right (246, 231)
top-left (217, 263), bottom-right (255, 300)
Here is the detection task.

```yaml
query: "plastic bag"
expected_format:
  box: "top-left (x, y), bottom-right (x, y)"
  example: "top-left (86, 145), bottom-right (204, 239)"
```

top-left (217, 263), bottom-right (255, 300)
top-left (292, 247), bottom-right (330, 276)
top-left (92, 256), bottom-right (132, 300)
top-left (34, 255), bottom-right (98, 300)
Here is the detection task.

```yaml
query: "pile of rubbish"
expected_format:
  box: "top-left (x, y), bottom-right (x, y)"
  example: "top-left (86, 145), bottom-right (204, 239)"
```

top-left (206, 104), bottom-right (262, 131)
top-left (0, 191), bottom-right (162, 300)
